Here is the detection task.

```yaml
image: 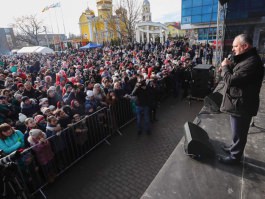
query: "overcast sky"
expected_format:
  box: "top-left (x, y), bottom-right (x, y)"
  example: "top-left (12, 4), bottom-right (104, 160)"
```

top-left (0, 0), bottom-right (181, 36)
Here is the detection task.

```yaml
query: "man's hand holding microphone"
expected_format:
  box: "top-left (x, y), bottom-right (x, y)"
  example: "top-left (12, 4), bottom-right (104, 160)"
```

top-left (218, 54), bottom-right (232, 73)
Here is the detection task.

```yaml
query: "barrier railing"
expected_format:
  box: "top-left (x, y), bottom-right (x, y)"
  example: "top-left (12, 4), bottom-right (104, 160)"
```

top-left (109, 98), bottom-right (136, 135)
top-left (12, 107), bottom-right (112, 198)
top-left (3, 77), bottom-right (174, 198)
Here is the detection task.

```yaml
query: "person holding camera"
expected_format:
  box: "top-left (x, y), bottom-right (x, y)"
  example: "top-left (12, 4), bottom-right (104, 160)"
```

top-left (131, 75), bottom-right (152, 135)
top-left (0, 123), bottom-right (24, 155)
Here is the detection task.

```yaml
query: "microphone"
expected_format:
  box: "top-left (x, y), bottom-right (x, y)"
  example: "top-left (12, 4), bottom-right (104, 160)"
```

top-left (227, 54), bottom-right (232, 61)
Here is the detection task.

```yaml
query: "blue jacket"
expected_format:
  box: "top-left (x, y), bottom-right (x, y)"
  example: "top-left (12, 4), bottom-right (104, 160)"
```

top-left (0, 130), bottom-right (25, 154)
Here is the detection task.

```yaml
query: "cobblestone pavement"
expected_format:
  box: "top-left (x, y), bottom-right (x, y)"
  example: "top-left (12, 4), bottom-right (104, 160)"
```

top-left (43, 97), bottom-right (203, 199)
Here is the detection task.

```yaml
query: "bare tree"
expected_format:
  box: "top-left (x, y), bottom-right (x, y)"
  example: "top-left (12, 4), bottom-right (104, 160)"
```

top-left (12, 15), bottom-right (44, 46)
top-left (107, 0), bottom-right (141, 43)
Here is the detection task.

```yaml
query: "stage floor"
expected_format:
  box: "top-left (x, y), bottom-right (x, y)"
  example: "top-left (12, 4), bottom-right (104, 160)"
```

top-left (141, 83), bottom-right (265, 199)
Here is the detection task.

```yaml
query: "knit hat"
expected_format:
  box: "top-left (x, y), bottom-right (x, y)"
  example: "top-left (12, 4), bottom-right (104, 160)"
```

top-left (34, 115), bottom-right (45, 123)
top-left (49, 105), bottom-right (56, 111)
top-left (39, 98), bottom-right (48, 106)
top-left (22, 96), bottom-right (29, 102)
top-left (47, 86), bottom-right (56, 94)
top-left (86, 90), bottom-right (94, 97)
top-left (28, 129), bottom-right (47, 144)
top-left (29, 129), bottom-right (42, 137)
top-left (17, 83), bottom-right (24, 88)
top-left (19, 113), bottom-right (27, 123)
top-left (14, 93), bottom-right (22, 100)
top-left (41, 107), bottom-right (50, 114)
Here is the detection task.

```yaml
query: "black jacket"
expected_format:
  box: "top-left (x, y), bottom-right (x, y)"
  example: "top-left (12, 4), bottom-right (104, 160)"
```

top-left (220, 48), bottom-right (264, 116)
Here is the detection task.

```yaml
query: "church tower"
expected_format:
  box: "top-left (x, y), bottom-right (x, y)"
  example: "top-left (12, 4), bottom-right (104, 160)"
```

top-left (142, 0), bottom-right (152, 22)
top-left (97, 0), bottom-right (113, 19)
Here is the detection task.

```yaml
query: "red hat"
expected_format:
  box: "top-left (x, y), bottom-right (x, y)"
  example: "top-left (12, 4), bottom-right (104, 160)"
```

top-left (17, 83), bottom-right (24, 88)
top-left (34, 115), bottom-right (45, 123)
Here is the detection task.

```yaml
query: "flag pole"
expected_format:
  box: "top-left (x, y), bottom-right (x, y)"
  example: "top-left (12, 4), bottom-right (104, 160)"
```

top-left (60, 2), bottom-right (67, 37)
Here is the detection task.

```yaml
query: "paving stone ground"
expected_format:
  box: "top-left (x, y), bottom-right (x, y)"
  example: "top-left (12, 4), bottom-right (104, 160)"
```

top-left (43, 97), bottom-right (203, 199)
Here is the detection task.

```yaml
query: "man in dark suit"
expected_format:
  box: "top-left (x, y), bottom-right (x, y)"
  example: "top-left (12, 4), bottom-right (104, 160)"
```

top-left (219, 34), bottom-right (264, 164)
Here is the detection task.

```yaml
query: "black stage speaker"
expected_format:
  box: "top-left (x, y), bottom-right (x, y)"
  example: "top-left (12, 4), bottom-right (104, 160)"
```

top-left (184, 122), bottom-right (215, 158)
top-left (191, 64), bottom-right (214, 98)
top-left (204, 81), bottom-right (225, 113)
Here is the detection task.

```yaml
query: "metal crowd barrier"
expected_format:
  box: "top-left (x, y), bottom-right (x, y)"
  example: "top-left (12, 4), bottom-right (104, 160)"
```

top-left (13, 107), bottom-right (112, 198)
top-left (5, 79), bottom-right (174, 198)
top-left (109, 98), bottom-right (136, 135)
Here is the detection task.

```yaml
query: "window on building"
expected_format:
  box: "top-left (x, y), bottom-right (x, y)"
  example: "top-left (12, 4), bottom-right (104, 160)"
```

top-left (192, 15), bottom-right (201, 23)
top-left (182, 0), bottom-right (193, 8)
top-left (202, 14), bottom-right (211, 23)
top-left (182, 16), bottom-right (191, 24)
top-left (183, 8), bottom-right (192, 16)
top-left (193, 0), bottom-right (203, 7)
top-left (192, 7), bottom-right (202, 15)
top-left (203, 0), bottom-right (216, 6)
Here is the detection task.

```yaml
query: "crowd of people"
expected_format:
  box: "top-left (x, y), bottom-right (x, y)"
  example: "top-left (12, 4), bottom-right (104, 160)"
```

top-left (0, 39), bottom-right (214, 158)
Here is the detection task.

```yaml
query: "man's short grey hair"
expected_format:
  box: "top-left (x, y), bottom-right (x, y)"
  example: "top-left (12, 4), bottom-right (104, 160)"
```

top-left (236, 34), bottom-right (253, 46)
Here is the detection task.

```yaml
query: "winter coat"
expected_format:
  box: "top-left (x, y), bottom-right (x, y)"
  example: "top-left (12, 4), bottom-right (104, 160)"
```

top-left (0, 130), bottom-right (25, 154)
top-left (220, 48), bottom-right (264, 116)
top-left (21, 101), bottom-right (39, 117)
top-left (28, 134), bottom-right (54, 165)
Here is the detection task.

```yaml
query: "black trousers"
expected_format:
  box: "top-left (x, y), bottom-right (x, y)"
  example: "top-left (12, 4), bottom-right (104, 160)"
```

top-left (230, 115), bottom-right (252, 160)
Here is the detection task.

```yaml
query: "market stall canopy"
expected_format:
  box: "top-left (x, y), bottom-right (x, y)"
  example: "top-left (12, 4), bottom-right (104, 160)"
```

top-left (79, 43), bottom-right (103, 49)
top-left (17, 46), bottom-right (54, 55)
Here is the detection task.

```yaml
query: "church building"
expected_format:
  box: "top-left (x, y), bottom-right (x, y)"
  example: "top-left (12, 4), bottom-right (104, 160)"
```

top-left (135, 0), bottom-right (168, 43)
top-left (79, 0), bottom-right (125, 44)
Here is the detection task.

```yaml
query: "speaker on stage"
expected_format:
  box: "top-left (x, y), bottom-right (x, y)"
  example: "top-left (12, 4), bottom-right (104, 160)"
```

top-left (184, 122), bottom-right (215, 158)
top-left (203, 81), bottom-right (225, 113)
top-left (191, 64), bottom-right (214, 98)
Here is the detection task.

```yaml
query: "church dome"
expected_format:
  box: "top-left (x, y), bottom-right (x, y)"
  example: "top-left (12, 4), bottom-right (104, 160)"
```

top-left (143, 0), bottom-right (150, 6)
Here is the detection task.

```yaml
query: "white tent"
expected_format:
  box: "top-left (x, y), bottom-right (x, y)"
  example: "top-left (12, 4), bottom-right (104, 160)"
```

top-left (17, 46), bottom-right (54, 55)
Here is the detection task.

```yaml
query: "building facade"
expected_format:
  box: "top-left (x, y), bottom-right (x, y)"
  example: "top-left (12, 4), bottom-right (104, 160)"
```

top-left (79, 0), bottom-right (125, 44)
top-left (135, 0), bottom-right (168, 43)
top-left (181, 0), bottom-right (265, 52)
top-left (181, 0), bottom-right (218, 43)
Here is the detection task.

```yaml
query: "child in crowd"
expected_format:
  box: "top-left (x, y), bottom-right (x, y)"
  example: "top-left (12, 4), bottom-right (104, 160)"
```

top-left (34, 114), bottom-right (47, 132)
top-left (72, 114), bottom-right (88, 154)
top-left (53, 109), bottom-right (72, 129)
top-left (28, 129), bottom-right (56, 182)
top-left (46, 116), bottom-right (66, 170)
top-left (24, 117), bottom-right (39, 148)
top-left (46, 116), bottom-right (62, 138)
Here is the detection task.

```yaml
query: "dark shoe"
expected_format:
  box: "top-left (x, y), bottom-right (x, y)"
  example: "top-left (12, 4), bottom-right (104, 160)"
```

top-left (137, 130), bottom-right (142, 135)
top-left (218, 156), bottom-right (240, 165)
top-left (222, 144), bottom-right (232, 153)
